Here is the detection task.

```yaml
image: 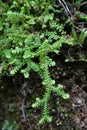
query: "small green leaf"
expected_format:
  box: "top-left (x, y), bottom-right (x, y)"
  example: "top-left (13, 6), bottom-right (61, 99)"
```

top-left (24, 72), bottom-right (29, 78)
top-left (71, 27), bottom-right (78, 43)
top-left (28, 18), bottom-right (35, 25)
top-left (62, 93), bottom-right (70, 99)
top-left (4, 50), bottom-right (11, 59)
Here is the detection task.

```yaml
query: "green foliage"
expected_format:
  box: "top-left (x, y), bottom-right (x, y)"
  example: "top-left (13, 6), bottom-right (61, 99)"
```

top-left (0, 0), bottom-right (72, 124)
top-left (74, 0), bottom-right (84, 6)
top-left (71, 27), bottom-right (87, 46)
top-left (75, 11), bottom-right (87, 21)
top-left (2, 120), bottom-right (20, 130)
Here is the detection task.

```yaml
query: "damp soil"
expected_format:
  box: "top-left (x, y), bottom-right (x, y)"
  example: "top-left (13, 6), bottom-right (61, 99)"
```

top-left (1, 56), bottom-right (87, 130)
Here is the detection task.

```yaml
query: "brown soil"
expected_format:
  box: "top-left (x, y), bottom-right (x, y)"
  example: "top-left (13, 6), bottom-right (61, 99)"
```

top-left (1, 58), bottom-right (87, 130)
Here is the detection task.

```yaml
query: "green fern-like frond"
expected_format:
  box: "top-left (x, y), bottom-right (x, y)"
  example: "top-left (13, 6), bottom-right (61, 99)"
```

top-left (0, 0), bottom-right (71, 124)
top-left (32, 54), bottom-right (69, 124)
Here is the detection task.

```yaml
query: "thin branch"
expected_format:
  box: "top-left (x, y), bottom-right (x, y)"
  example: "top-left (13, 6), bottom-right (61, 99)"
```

top-left (58, 0), bottom-right (72, 17)
top-left (21, 98), bottom-right (26, 121)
